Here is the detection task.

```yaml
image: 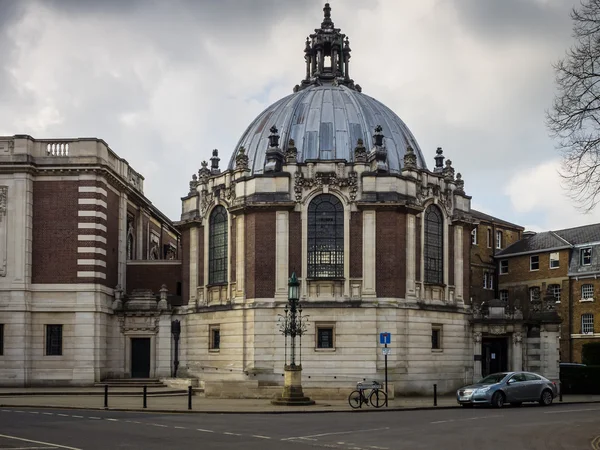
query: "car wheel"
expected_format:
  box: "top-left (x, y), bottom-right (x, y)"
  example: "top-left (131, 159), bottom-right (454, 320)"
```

top-left (539, 389), bottom-right (553, 406)
top-left (491, 392), bottom-right (505, 408)
top-left (510, 402), bottom-right (522, 407)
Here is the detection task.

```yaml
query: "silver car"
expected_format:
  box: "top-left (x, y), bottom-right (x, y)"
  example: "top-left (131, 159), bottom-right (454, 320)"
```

top-left (456, 371), bottom-right (558, 408)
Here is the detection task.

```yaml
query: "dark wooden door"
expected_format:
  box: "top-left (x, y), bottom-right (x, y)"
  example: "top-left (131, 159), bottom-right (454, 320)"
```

top-left (482, 338), bottom-right (508, 376)
top-left (131, 338), bottom-right (151, 378)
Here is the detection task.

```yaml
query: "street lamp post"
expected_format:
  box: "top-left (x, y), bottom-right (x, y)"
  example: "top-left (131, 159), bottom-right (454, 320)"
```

top-left (271, 272), bottom-right (315, 406)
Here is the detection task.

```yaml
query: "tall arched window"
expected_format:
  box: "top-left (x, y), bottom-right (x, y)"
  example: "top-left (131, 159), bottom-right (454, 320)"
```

top-left (209, 205), bottom-right (228, 284)
top-left (424, 205), bottom-right (443, 284)
top-left (308, 194), bottom-right (344, 278)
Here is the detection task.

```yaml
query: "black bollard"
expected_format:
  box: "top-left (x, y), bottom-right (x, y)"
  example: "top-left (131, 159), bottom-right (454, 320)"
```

top-left (433, 384), bottom-right (437, 406)
top-left (188, 385), bottom-right (193, 410)
top-left (559, 382), bottom-right (563, 402)
top-left (104, 385), bottom-right (108, 409)
top-left (143, 385), bottom-right (147, 409)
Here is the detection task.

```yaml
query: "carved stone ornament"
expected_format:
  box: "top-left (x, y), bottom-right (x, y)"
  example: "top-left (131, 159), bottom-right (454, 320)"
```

top-left (443, 159), bottom-right (455, 181)
top-left (118, 313), bottom-right (160, 334)
top-left (403, 145), bottom-right (417, 170)
top-left (490, 325), bottom-right (505, 335)
top-left (235, 146), bottom-right (249, 171)
top-left (513, 332), bottom-right (523, 345)
top-left (285, 139), bottom-right (298, 164)
top-left (189, 173), bottom-right (199, 195)
top-left (225, 181), bottom-right (236, 202)
top-left (455, 173), bottom-right (465, 194)
top-left (354, 138), bottom-right (367, 163)
top-left (200, 191), bottom-right (215, 217)
top-left (198, 161), bottom-right (211, 185)
top-left (473, 332), bottom-right (482, 343)
top-left (439, 189), bottom-right (454, 216)
top-left (294, 170), bottom-right (358, 202)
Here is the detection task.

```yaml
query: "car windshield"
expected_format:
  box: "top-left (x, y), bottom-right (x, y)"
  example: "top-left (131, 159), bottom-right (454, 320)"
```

top-left (478, 373), bottom-right (509, 384)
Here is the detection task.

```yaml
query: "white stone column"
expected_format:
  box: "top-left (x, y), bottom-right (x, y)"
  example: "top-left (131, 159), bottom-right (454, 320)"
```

top-left (275, 211), bottom-right (289, 300)
top-left (454, 225), bottom-right (464, 303)
top-left (443, 218), bottom-right (449, 302)
top-left (362, 210), bottom-right (376, 298)
top-left (540, 324), bottom-right (560, 381)
top-left (118, 193), bottom-right (128, 289)
top-left (512, 332), bottom-right (523, 372)
top-left (405, 214), bottom-right (416, 300)
top-left (72, 311), bottom-right (96, 384)
top-left (473, 332), bottom-right (482, 381)
top-left (236, 215), bottom-right (245, 299)
top-left (155, 316), bottom-right (172, 378)
top-left (189, 227), bottom-right (199, 305)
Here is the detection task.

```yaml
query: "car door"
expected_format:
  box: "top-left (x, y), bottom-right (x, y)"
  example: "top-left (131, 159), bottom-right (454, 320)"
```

top-left (522, 373), bottom-right (543, 401)
top-left (504, 373), bottom-right (526, 401)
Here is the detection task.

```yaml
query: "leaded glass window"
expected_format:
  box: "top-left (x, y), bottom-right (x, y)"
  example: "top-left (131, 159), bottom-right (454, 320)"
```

top-left (308, 194), bottom-right (344, 278)
top-left (424, 205), bottom-right (443, 284)
top-left (209, 206), bottom-right (228, 284)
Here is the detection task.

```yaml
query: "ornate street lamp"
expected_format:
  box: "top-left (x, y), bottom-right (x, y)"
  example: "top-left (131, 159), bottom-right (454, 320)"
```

top-left (271, 272), bottom-right (315, 405)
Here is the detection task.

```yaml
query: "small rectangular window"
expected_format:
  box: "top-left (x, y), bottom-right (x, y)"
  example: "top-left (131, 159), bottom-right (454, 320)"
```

top-left (530, 255), bottom-right (539, 271)
top-left (471, 227), bottom-right (478, 245)
top-left (550, 252), bottom-right (560, 269)
top-left (582, 314), bottom-right (594, 334)
top-left (548, 284), bottom-right (561, 303)
top-left (499, 290), bottom-right (509, 304)
top-left (487, 229), bottom-right (492, 248)
top-left (45, 325), bottom-right (63, 356)
top-left (496, 231), bottom-right (502, 249)
top-left (0, 324), bottom-right (3, 356)
top-left (209, 325), bottom-right (220, 351)
top-left (316, 323), bottom-right (335, 350)
top-left (489, 274), bottom-right (494, 290)
top-left (581, 248), bottom-right (592, 266)
top-left (483, 272), bottom-right (488, 289)
top-left (581, 284), bottom-right (594, 300)
top-left (432, 325), bottom-right (442, 350)
top-left (500, 260), bottom-right (508, 275)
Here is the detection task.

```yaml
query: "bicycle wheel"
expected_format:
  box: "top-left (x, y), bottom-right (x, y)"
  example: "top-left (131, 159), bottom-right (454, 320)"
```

top-left (348, 390), bottom-right (363, 409)
top-left (369, 389), bottom-right (388, 408)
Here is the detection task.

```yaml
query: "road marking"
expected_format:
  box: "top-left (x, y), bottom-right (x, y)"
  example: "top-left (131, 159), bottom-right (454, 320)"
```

top-left (368, 447), bottom-right (389, 450)
top-left (223, 432), bottom-right (241, 436)
top-left (283, 427), bottom-right (390, 441)
top-left (151, 424), bottom-right (167, 428)
top-left (105, 418), bottom-right (118, 422)
top-left (0, 447), bottom-right (58, 449)
top-left (592, 435), bottom-right (600, 450)
top-left (57, 414), bottom-right (69, 417)
top-left (197, 428), bottom-right (215, 433)
top-left (431, 420), bottom-right (454, 424)
top-left (174, 426), bottom-right (186, 430)
top-left (41, 413), bottom-right (54, 416)
top-left (0, 434), bottom-right (82, 450)
top-left (70, 416), bottom-right (83, 419)
top-left (252, 435), bottom-right (271, 439)
top-left (545, 408), bottom-right (600, 414)
top-left (431, 414), bottom-right (502, 424)
top-left (88, 417), bottom-right (101, 420)
top-left (28, 411), bottom-right (39, 415)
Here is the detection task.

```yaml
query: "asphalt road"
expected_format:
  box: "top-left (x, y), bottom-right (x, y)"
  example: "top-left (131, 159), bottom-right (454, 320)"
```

top-left (0, 403), bottom-right (599, 450)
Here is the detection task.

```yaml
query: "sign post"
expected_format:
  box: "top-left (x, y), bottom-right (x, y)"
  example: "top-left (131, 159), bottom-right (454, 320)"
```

top-left (379, 332), bottom-right (391, 407)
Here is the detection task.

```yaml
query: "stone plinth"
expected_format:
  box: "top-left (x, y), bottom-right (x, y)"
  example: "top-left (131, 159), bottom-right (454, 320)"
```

top-left (271, 365), bottom-right (315, 406)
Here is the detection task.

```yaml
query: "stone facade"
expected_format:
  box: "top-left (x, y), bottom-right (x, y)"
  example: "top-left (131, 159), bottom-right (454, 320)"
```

top-left (0, 135), bottom-right (180, 386)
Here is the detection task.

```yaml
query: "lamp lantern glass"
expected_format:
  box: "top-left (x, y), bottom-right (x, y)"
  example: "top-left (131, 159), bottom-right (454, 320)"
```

top-left (288, 272), bottom-right (299, 301)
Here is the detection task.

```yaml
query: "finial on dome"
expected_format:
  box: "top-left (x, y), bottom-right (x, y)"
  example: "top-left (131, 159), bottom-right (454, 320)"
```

top-left (403, 145), bottom-right (417, 170)
top-left (322, 3), bottom-right (333, 28)
top-left (268, 125), bottom-right (280, 148)
top-left (434, 147), bottom-right (444, 174)
top-left (285, 138), bottom-right (298, 164)
top-left (354, 138), bottom-right (367, 163)
top-left (210, 149), bottom-right (220, 174)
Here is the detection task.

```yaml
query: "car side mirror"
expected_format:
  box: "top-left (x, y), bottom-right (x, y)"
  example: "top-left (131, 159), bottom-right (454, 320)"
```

top-left (506, 380), bottom-right (512, 385)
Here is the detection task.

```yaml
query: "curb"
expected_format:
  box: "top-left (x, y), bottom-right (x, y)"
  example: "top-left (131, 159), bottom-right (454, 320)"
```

top-left (1, 399), bottom-right (598, 415)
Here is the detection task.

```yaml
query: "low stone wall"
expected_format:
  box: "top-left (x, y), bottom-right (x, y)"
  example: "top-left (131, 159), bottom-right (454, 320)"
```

top-left (160, 378), bottom-right (199, 388)
top-left (203, 380), bottom-right (395, 400)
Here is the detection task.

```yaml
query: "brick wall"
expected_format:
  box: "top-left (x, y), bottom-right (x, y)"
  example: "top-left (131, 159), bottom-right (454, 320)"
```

top-left (289, 212), bottom-right (302, 276)
top-left (104, 189), bottom-right (119, 288)
top-left (498, 249), bottom-right (569, 284)
top-left (126, 262), bottom-right (182, 295)
top-left (569, 279), bottom-right (600, 360)
top-left (376, 210), bottom-right (405, 298)
top-left (32, 181), bottom-right (78, 283)
top-left (255, 212), bottom-right (275, 298)
top-left (350, 212), bottom-right (362, 278)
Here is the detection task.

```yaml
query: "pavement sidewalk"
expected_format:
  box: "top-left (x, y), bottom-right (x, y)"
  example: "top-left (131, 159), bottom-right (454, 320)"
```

top-left (1, 388), bottom-right (599, 413)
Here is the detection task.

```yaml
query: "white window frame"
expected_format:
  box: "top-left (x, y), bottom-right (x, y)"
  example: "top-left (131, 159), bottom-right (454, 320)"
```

top-left (209, 324), bottom-right (220, 352)
top-left (500, 260), bottom-right (508, 275)
top-left (529, 286), bottom-right (540, 302)
top-left (499, 290), bottom-right (509, 304)
top-left (548, 284), bottom-right (561, 303)
top-left (483, 272), bottom-right (488, 289)
top-left (489, 273), bottom-right (494, 290)
top-left (486, 229), bottom-right (492, 248)
top-left (496, 230), bottom-right (502, 249)
top-left (315, 322), bottom-right (336, 351)
top-left (471, 227), bottom-right (478, 245)
top-left (530, 255), bottom-right (539, 271)
top-left (432, 324), bottom-right (443, 351)
top-left (582, 314), bottom-right (594, 334)
top-left (581, 284), bottom-right (594, 301)
top-left (581, 247), bottom-right (592, 266)
top-left (549, 252), bottom-right (559, 269)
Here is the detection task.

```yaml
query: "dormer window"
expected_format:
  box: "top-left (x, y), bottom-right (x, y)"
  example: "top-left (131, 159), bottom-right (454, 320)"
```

top-left (581, 248), bottom-right (592, 266)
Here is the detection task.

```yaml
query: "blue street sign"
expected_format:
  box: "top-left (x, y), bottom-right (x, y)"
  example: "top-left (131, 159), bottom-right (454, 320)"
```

top-left (379, 332), bottom-right (391, 345)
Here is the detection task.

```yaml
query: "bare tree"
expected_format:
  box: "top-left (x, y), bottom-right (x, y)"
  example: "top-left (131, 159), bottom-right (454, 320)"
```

top-left (548, 0), bottom-right (600, 211)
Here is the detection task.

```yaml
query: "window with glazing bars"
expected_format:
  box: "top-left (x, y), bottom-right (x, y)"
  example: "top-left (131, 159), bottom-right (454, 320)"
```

top-left (582, 313), bottom-right (594, 334)
top-left (424, 205), bottom-right (443, 284)
top-left (209, 206), bottom-right (228, 284)
top-left (548, 284), bottom-right (561, 302)
top-left (308, 194), bottom-right (344, 278)
top-left (45, 324), bottom-right (62, 356)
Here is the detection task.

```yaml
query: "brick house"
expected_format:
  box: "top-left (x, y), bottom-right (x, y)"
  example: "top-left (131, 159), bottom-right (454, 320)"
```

top-left (0, 135), bottom-right (180, 385)
top-left (495, 224), bottom-right (600, 366)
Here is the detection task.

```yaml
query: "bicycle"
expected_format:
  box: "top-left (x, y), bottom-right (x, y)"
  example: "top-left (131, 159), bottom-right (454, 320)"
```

top-left (348, 381), bottom-right (388, 409)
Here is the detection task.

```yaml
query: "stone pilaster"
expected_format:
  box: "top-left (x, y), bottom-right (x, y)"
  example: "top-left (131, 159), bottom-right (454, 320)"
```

top-left (189, 227), bottom-right (199, 305)
top-left (405, 214), bottom-right (416, 300)
top-left (473, 332), bottom-right (482, 381)
top-left (236, 215), bottom-right (245, 298)
top-left (454, 225), bottom-right (464, 303)
top-left (118, 193), bottom-right (128, 289)
top-left (512, 331), bottom-right (523, 372)
top-left (362, 210), bottom-right (376, 298)
top-left (275, 211), bottom-right (289, 300)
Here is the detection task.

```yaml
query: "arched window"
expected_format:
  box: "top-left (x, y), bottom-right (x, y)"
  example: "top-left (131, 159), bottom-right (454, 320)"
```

top-left (308, 194), bottom-right (344, 278)
top-left (424, 205), bottom-right (443, 284)
top-left (209, 205), bottom-right (228, 284)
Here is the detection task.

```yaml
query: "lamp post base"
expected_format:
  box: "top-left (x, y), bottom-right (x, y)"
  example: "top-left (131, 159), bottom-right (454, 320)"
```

top-left (271, 364), bottom-right (315, 406)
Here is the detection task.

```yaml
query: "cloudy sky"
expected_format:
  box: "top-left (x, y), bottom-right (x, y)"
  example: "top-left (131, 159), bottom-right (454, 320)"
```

top-left (0, 0), bottom-right (591, 230)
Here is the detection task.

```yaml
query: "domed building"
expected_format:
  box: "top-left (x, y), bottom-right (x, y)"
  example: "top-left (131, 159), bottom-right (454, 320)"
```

top-left (177, 4), bottom-right (479, 396)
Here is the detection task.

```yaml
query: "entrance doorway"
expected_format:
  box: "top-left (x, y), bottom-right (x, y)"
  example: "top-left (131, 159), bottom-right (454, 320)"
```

top-left (482, 337), bottom-right (508, 377)
top-left (131, 338), bottom-right (151, 378)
